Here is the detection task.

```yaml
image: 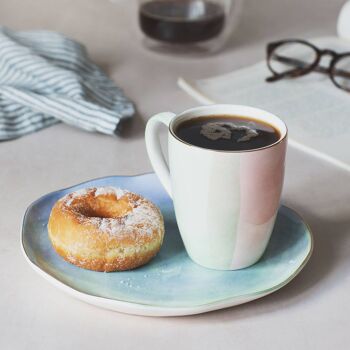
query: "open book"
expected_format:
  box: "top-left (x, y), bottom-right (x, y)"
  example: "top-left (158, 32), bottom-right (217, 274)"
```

top-left (179, 37), bottom-right (350, 171)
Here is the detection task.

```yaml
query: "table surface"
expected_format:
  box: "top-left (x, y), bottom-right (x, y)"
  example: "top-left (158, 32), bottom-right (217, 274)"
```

top-left (1, 0), bottom-right (349, 349)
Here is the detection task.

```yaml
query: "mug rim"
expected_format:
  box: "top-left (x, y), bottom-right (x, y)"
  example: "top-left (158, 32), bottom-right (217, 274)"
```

top-left (169, 104), bottom-right (288, 153)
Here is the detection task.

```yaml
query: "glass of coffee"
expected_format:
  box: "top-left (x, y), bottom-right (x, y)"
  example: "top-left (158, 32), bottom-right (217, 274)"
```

top-left (145, 105), bottom-right (287, 270)
top-left (138, 0), bottom-right (242, 54)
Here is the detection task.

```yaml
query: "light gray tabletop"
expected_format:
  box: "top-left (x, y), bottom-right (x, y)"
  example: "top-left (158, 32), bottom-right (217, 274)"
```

top-left (1, 0), bottom-right (349, 349)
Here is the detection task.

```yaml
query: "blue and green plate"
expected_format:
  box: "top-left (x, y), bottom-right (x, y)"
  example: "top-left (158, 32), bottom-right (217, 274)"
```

top-left (21, 173), bottom-right (313, 316)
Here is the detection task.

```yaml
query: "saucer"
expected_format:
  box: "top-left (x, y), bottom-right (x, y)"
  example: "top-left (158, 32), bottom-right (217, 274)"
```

top-left (21, 173), bottom-right (313, 316)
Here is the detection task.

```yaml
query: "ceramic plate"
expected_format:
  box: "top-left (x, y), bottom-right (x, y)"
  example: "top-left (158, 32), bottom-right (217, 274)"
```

top-left (22, 173), bottom-right (313, 316)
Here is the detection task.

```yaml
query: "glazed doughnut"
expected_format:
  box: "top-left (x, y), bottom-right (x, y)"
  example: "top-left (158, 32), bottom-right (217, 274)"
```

top-left (48, 187), bottom-right (164, 272)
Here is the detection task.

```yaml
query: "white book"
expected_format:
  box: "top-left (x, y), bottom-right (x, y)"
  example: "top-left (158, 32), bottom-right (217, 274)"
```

top-left (179, 37), bottom-right (350, 171)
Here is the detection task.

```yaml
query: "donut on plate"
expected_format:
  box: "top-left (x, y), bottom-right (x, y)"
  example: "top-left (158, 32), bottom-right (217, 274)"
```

top-left (48, 187), bottom-right (164, 272)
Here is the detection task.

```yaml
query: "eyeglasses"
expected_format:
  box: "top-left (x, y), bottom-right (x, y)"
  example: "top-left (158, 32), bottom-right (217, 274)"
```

top-left (265, 39), bottom-right (350, 92)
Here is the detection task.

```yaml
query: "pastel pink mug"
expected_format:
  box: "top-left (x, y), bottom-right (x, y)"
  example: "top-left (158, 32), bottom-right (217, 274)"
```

top-left (145, 104), bottom-right (287, 270)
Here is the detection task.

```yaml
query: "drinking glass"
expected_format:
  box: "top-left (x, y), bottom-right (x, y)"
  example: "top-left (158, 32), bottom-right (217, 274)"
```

top-left (138, 0), bottom-right (242, 54)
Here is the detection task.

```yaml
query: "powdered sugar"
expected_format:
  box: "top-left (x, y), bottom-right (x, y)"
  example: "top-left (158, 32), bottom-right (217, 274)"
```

top-left (93, 197), bottom-right (162, 238)
top-left (94, 187), bottom-right (125, 199)
top-left (63, 188), bottom-right (90, 206)
top-left (62, 187), bottom-right (126, 207)
top-left (60, 186), bottom-right (163, 240)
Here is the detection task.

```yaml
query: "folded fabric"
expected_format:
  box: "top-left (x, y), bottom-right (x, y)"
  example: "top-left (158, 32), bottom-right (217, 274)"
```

top-left (0, 27), bottom-right (135, 140)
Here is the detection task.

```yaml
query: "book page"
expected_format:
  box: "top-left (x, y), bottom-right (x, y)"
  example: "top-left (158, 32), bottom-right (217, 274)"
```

top-left (179, 37), bottom-right (350, 170)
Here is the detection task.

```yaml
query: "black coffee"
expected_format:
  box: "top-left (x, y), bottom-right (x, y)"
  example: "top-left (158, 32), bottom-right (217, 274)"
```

top-left (139, 1), bottom-right (225, 44)
top-left (174, 115), bottom-right (281, 151)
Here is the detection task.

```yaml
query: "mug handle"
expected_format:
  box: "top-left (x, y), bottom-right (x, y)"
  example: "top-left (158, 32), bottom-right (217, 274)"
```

top-left (145, 112), bottom-right (176, 198)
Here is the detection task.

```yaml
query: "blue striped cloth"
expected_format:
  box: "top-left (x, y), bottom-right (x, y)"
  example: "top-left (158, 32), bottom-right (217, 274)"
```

top-left (0, 27), bottom-right (135, 140)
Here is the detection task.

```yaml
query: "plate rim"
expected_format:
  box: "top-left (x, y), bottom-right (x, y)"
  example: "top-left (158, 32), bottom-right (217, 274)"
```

top-left (21, 173), bottom-right (314, 316)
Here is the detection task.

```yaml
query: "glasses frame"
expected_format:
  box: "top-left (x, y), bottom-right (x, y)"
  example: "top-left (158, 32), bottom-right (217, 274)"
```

top-left (266, 39), bottom-right (350, 92)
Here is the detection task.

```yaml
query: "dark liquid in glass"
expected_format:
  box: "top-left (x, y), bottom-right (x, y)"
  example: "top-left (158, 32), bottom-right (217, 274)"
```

top-left (174, 115), bottom-right (281, 151)
top-left (139, 1), bottom-right (225, 44)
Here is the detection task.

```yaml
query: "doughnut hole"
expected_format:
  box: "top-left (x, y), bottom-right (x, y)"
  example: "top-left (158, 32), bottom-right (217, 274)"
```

top-left (72, 194), bottom-right (132, 219)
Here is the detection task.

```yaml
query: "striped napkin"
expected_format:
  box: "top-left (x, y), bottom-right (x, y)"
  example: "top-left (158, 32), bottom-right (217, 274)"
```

top-left (0, 27), bottom-right (135, 140)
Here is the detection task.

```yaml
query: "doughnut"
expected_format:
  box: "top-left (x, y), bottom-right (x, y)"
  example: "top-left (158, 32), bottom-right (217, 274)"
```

top-left (47, 187), bottom-right (164, 272)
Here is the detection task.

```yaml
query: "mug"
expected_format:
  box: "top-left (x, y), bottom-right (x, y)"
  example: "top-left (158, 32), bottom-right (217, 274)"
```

top-left (145, 104), bottom-right (287, 270)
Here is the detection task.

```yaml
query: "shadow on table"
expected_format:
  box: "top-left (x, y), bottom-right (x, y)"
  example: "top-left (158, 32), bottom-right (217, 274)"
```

top-left (195, 172), bottom-right (350, 321)
top-left (115, 109), bottom-right (146, 139)
top-left (143, 151), bottom-right (350, 323)
top-left (152, 211), bottom-right (348, 323)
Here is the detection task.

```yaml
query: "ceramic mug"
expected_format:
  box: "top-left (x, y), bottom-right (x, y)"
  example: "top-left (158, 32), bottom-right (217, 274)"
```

top-left (145, 104), bottom-right (287, 270)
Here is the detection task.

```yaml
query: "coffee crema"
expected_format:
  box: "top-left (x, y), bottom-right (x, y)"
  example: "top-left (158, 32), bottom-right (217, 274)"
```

top-left (174, 115), bottom-right (281, 151)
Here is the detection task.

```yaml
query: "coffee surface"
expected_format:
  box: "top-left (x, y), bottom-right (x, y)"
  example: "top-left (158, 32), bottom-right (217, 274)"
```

top-left (174, 115), bottom-right (281, 151)
top-left (139, 1), bottom-right (225, 44)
